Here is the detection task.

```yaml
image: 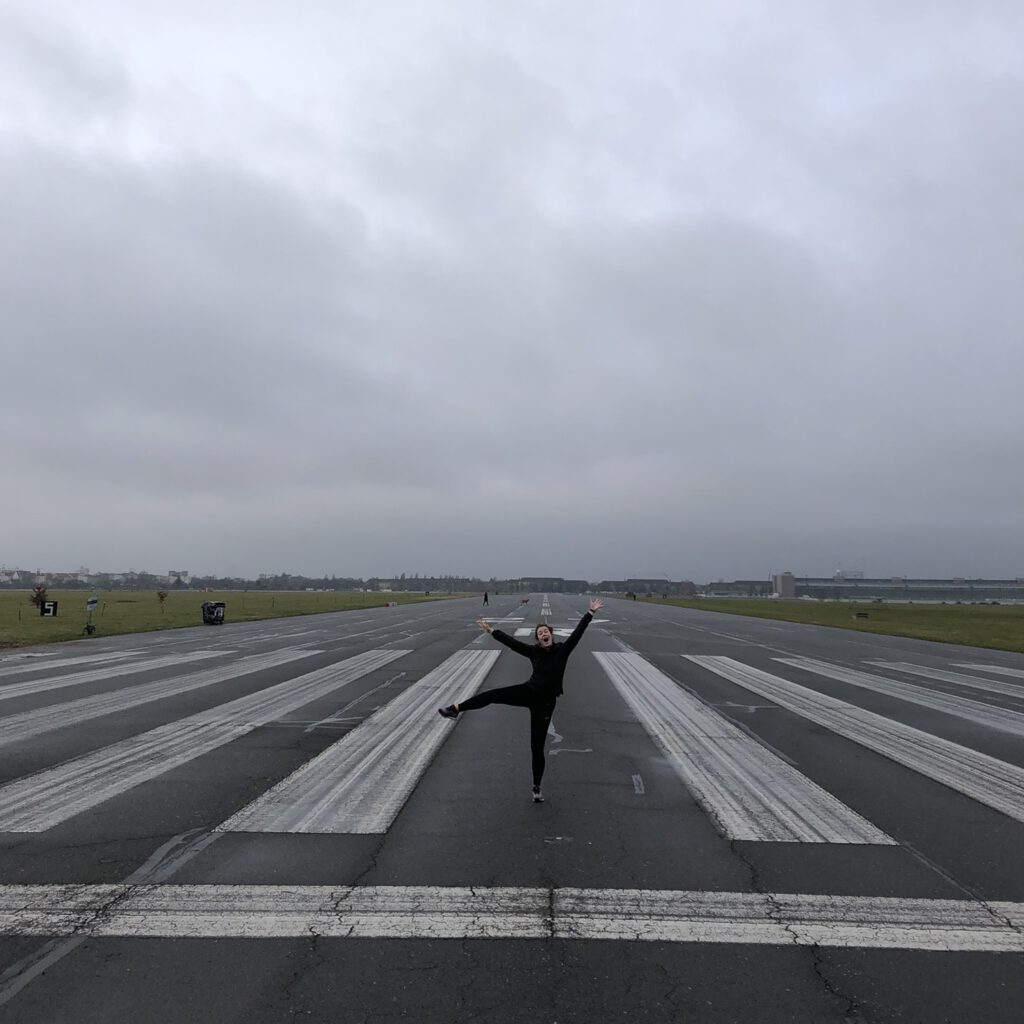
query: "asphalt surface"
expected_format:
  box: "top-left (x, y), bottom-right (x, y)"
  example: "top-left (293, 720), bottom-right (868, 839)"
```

top-left (0, 595), bottom-right (1021, 1023)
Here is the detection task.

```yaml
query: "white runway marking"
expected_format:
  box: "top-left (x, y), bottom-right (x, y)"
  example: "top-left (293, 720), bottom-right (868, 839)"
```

top-left (870, 662), bottom-right (1024, 699)
top-left (955, 663), bottom-right (1024, 681)
top-left (0, 649), bottom-right (410, 832)
top-left (779, 657), bottom-right (1024, 738)
top-left (596, 652), bottom-right (893, 844)
top-left (0, 651), bottom-right (141, 676)
top-left (632, 774), bottom-right (645, 794)
top-left (0, 649), bottom-right (323, 750)
top-left (217, 649), bottom-right (499, 834)
top-left (0, 651), bottom-right (227, 703)
top-left (0, 884), bottom-right (1019, 951)
top-left (0, 651), bottom-right (225, 708)
top-left (688, 656), bottom-right (1024, 825)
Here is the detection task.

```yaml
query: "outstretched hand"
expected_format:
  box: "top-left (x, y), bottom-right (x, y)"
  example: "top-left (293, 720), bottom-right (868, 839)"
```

top-left (588, 598), bottom-right (603, 614)
top-left (477, 618), bottom-right (494, 634)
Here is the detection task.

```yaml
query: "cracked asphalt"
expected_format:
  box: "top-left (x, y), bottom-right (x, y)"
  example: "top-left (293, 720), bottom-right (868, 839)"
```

top-left (0, 594), bottom-right (1022, 1022)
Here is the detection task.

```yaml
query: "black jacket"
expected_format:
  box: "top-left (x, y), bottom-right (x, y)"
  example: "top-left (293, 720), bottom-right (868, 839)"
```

top-left (491, 611), bottom-right (593, 697)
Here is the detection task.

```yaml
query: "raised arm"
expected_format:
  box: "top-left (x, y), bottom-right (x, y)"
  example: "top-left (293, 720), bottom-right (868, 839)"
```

top-left (561, 598), bottom-right (603, 655)
top-left (478, 617), bottom-right (535, 657)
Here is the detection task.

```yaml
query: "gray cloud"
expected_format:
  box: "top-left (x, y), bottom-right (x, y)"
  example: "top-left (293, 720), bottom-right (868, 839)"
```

top-left (3, 2), bottom-right (1023, 580)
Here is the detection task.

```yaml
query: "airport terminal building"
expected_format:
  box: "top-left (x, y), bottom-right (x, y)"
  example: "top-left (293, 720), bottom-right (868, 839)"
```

top-left (762, 573), bottom-right (1024, 603)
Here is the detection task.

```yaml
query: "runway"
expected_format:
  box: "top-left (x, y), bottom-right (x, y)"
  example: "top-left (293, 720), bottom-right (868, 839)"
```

top-left (0, 595), bottom-right (1021, 1022)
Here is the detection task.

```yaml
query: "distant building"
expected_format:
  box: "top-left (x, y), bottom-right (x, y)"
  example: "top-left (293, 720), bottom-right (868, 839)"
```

top-left (517, 577), bottom-right (590, 594)
top-left (768, 574), bottom-right (1024, 603)
top-left (773, 572), bottom-right (796, 598)
top-left (595, 579), bottom-right (697, 597)
top-left (701, 579), bottom-right (773, 598)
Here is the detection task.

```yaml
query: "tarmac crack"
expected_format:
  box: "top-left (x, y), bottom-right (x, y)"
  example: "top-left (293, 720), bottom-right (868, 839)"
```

top-left (727, 838), bottom-right (869, 1022)
top-left (281, 920), bottom-right (328, 1023)
top-left (901, 839), bottom-right (1024, 942)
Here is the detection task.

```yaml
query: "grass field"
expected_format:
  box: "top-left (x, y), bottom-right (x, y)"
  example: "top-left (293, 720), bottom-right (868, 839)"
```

top-left (632, 596), bottom-right (1024, 654)
top-left (0, 590), bottom-right (455, 649)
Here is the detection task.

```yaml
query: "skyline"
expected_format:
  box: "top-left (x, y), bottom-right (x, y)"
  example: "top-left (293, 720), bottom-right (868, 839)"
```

top-left (4, 562), bottom-right (1023, 586)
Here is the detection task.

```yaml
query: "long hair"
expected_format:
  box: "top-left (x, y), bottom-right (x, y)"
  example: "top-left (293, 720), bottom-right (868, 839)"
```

top-left (534, 622), bottom-right (553, 642)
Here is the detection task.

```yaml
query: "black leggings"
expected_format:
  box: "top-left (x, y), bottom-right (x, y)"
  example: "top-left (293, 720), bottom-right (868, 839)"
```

top-left (457, 684), bottom-right (557, 786)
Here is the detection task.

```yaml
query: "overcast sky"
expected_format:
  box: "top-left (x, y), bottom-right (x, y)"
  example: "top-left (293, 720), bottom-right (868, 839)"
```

top-left (3, 1), bottom-right (1023, 582)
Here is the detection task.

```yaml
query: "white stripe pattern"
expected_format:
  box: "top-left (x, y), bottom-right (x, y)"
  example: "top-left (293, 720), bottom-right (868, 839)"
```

top-left (0, 651), bottom-right (226, 703)
top-left (218, 649), bottom-right (499, 834)
top-left (0, 649), bottom-right (323, 750)
top-left (870, 662), bottom-right (1024, 699)
top-left (687, 656), bottom-right (1024, 824)
top-left (595, 652), bottom-right (893, 843)
top-left (0, 884), bottom-right (1019, 951)
top-left (0, 652), bottom-right (140, 677)
top-left (955, 663), bottom-right (1024, 681)
top-left (778, 657), bottom-right (1024, 738)
top-left (0, 648), bottom-right (410, 832)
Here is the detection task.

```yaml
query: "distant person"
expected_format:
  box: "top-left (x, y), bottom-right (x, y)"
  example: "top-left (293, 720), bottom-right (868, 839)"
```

top-left (482, 591), bottom-right (489, 606)
top-left (438, 598), bottom-right (603, 803)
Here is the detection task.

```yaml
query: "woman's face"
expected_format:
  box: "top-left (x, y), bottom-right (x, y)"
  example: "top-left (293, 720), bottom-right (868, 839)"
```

top-left (535, 625), bottom-right (554, 648)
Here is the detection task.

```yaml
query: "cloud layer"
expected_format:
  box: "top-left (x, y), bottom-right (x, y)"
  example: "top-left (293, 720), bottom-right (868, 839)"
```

top-left (3, 2), bottom-right (1023, 580)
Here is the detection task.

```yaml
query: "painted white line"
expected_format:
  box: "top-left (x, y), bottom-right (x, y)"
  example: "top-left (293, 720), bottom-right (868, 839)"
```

top-left (515, 628), bottom-right (573, 638)
top-left (596, 652), bottom-right (893, 844)
top-left (870, 662), bottom-right (1024, 700)
top-left (632, 774), bottom-right (645, 794)
top-left (0, 652), bottom-right (141, 676)
top-left (0, 885), bottom-right (1019, 951)
top-left (779, 657), bottom-right (1024, 738)
top-left (0, 649), bottom-right (323, 750)
top-left (0, 651), bottom-right (227, 703)
top-left (302, 672), bottom-right (407, 733)
top-left (218, 649), bottom-right (499, 833)
top-left (687, 656), bottom-right (1024, 825)
top-left (0, 649), bottom-right (410, 832)
top-left (955, 663), bottom-right (1024, 681)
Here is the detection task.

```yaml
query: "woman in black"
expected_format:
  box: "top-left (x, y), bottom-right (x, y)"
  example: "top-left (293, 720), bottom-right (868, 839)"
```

top-left (438, 598), bottom-right (603, 802)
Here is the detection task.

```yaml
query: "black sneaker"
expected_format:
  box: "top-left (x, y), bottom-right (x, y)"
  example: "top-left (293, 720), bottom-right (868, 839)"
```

top-left (438, 705), bottom-right (459, 720)
top-left (531, 787), bottom-right (544, 803)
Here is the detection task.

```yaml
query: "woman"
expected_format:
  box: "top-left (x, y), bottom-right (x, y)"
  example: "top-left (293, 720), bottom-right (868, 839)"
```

top-left (438, 598), bottom-right (603, 802)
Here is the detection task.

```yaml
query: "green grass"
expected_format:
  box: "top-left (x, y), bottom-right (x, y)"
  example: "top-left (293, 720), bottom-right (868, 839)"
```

top-left (629, 596), bottom-right (1024, 654)
top-left (0, 590), bottom-right (457, 649)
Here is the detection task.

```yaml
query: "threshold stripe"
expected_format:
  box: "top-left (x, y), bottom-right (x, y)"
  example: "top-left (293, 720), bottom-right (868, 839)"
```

top-left (0, 649), bottom-right (410, 832)
top-left (0, 652), bottom-right (226, 703)
top-left (0, 649), bottom-right (323, 749)
top-left (687, 657), bottom-right (1024, 824)
top-left (595, 652), bottom-right (892, 844)
top-left (0, 885), bottom-right (1019, 951)
top-left (870, 662), bottom-right (1024, 700)
top-left (219, 648), bottom-right (499, 833)
top-left (779, 657), bottom-right (1024, 738)
top-left (955, 664), bottom-right (1024, 682)
top-left (0, 652), bottom-right (141, 677)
